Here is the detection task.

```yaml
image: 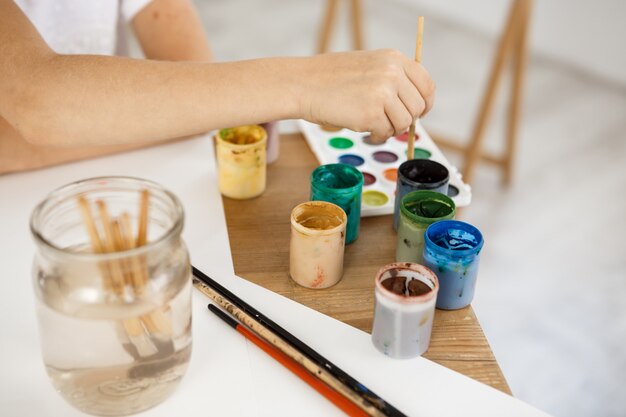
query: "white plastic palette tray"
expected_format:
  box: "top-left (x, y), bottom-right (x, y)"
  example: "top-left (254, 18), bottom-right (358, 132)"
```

top-left (298, 120), bottom-right (472, 217)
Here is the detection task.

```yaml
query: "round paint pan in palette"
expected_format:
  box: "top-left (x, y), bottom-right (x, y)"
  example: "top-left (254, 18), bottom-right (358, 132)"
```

top-left (328, 137), bottom-right (354, 150)
top-left (382, 168), bottom-right (398, 183)
top-left (362, 134), bottom-right (388, 146)
top-left (371, 151), bottom-right (399, 164)
top-left (394, 132), bottom-right (419, 143)
top-left (362, 190), bottom-right (389, 207)
top-left (406, 148), bottom-right (432, 160)
top-left (297, 119), bottom-right (473, 217)
top-left (338, 154), bottom-right (365, 167)
top-left (361, 172), bottom-right (377, 186)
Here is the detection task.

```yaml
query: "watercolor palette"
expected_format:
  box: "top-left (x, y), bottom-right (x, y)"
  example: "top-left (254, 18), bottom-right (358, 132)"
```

top-left (298, 120), bottom-right (472, 217)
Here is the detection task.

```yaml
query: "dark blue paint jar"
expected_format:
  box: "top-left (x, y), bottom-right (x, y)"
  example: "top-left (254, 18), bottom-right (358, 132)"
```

top-left (392, 159), bottom-right (449, 230)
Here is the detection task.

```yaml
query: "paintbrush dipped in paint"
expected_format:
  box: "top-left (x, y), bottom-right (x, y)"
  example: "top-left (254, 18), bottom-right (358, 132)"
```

top-left (407, 16), bottom-right (425, 161)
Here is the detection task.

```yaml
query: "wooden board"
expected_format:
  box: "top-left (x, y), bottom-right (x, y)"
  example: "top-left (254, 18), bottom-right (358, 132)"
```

top-left (222, 133), bottom-right (512, 395)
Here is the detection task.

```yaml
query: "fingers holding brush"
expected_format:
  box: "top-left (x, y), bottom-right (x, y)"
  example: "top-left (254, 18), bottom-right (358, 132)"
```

top-left (298, 49), bottom-right (435, 141)
top-left (369, 113), bottom-right (395, 143)
top-left (400, 62), bottom-right (433, 123)
top-left (384, 97), bottom-right (413, 139)
top-left (398, 74), bottom-right (427, 121)
top-left (364, 58), bottom-right (433, 143)
top-left (403, 62), bottom-right (435, 117)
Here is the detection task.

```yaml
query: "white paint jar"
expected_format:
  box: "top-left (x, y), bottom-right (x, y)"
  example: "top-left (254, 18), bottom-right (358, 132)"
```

top-left (371, 262), bottom-right (439, 359)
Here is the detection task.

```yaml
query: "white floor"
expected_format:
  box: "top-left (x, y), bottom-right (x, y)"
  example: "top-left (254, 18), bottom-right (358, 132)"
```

top-left (193, 1), bottom-right (626, 416)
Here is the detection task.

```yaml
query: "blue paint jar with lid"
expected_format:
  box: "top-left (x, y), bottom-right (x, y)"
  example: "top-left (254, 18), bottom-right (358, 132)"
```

top-left (422, 220), bottom-right (484, 310)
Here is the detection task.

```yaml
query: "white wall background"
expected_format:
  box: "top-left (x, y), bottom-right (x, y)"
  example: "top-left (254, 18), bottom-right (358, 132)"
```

top-left (402, 0), bottom-right (626, 86)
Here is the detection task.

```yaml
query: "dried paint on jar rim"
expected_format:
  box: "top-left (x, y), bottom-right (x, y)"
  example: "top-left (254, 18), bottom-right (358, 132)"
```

top-left (290, 201), bottom-right (347, 237)
top-left (310, 163), bottom-right (364, 195)
top-left (400, 190), bottom-right (456, 225)
top-left (374, 262), bottom-right (439, 304)
top-left (216, 125), bottom-right (267, 148)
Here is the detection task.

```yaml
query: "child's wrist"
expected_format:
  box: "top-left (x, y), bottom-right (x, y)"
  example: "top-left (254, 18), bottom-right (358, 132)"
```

top-left (282, 56), bottom-right (313, 121)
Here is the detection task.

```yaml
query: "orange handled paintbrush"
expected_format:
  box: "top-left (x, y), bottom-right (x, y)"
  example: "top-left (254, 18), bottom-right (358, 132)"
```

top-left (208, 304), bottom-right (368, 417)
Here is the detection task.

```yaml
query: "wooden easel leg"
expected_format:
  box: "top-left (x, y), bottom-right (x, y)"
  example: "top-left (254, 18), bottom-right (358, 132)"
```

top-left (317, 0), bottom-right (340, 54)
top-left (349, 0), bottom-right (364, 50)
top-left (503, 0), bottom-right (531, 185)
top-left (462, 0), bottom-right (525, 184)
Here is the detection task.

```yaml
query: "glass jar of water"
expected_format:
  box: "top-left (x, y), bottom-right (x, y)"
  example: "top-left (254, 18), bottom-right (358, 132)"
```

top-left (30, 177), bottom-right (192, 416)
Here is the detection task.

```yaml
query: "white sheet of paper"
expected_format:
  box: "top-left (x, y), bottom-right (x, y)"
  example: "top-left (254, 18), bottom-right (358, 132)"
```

top-left (0, 135), bottom-right (550, 416)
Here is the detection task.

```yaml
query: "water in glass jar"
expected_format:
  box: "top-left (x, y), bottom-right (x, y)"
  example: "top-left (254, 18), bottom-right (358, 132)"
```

top-left (36, 277), bottom-right (192, 416)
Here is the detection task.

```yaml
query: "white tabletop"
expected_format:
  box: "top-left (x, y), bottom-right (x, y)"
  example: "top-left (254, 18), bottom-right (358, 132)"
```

top-left (0, 134), bottom-right (550, 417)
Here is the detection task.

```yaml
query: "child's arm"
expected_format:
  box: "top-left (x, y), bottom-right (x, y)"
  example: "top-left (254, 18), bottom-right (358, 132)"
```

top-left (131, 0), bottom-right (212, 62)
top-left (0, 0), bottom-right (213, 175)
top-left (0, 0), bottom-right (434, 147)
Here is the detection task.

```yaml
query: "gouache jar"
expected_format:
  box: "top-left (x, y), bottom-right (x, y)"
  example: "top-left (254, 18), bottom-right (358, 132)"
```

top-left (396, 190), bottom-right (455, 264)
top-left (310, 163), bottom-right (363, 244)
top-left (289, 201), bottom-right (347, 289)
top-left (423, 220), bottom-right (484, 310)
top-left (261, 121), bottom-right (280, 164)
top-left (30, 177), bottom-right (192, 416)
top-left (371, 263), bottom-right (439, 359)
top-left (216, 125), bottom-right (267, 199)
top-left (393, 159), bottom-right (449, 230)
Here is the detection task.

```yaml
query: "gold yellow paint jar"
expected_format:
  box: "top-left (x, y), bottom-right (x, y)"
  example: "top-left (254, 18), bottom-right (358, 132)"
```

top-left (289, 201), bottom-right (347, 289)
top-left (216, 125), bottom-right (267, 199)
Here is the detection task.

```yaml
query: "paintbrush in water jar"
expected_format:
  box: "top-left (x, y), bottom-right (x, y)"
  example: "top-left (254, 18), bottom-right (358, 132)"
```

top-left (30, 177), bottom-right (193, 416)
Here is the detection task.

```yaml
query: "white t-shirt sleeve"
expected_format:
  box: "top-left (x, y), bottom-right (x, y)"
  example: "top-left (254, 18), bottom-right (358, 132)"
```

top-left (120, 0), bottom-right (154, 22)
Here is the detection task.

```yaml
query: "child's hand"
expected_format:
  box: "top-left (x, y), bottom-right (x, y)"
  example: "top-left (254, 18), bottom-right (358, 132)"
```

top-left (299, 49), bottom-right (435, 143)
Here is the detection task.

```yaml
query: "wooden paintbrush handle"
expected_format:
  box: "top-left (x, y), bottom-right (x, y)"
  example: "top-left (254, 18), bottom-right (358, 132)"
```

top-left (407, 17), bottom-right (424, 161)
top-left (193, 278), bottom-right (386, 417)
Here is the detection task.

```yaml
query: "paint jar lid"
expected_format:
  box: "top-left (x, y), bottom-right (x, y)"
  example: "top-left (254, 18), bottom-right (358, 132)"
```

top-left (424, 220), bottom-right (484, 258)
top-left (400, 190), bottom-right (455, 226)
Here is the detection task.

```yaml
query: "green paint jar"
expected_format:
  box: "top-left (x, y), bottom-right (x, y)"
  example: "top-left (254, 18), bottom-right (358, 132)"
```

top-left (310, 164), bottom-right (363, 244)
top-left (395, 190), bottom-right (455, 264)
